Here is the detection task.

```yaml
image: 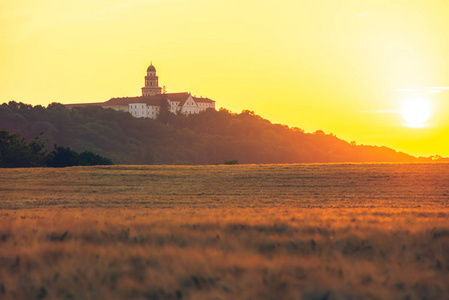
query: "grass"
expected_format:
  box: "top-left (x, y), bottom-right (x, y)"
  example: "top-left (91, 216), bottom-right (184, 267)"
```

top-left (0, 164), bottom-right (448, 299)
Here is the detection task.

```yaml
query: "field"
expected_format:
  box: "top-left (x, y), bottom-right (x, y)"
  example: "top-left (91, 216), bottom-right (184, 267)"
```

top-left (0, 163), bottom-right (448, 300)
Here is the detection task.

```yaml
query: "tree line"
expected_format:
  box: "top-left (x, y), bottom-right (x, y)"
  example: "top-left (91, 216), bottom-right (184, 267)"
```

top-left (0, 129), bottom-right (112, 168)
top-left (0, 101), bottom-right (438, 165)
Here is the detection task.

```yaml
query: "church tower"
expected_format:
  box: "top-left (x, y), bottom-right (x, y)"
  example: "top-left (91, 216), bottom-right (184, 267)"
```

top-left (141, 63), bottom-right (162, 96)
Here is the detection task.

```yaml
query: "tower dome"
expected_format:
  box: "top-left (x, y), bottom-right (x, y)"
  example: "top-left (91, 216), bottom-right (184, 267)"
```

top-left (147, 64), bottom-right (156, 72)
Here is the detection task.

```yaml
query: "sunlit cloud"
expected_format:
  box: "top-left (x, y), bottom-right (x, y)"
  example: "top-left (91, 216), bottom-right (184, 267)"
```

top-left (395, 87), bottom-right (449, 94)
top-left (402, 123), bottom-right (432, 129)
top-left (361, 109), bottom-right (398, 114)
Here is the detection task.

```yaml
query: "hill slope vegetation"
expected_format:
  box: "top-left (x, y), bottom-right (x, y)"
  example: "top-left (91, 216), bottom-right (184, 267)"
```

top-left (0, 101), bottom-right (428, 164)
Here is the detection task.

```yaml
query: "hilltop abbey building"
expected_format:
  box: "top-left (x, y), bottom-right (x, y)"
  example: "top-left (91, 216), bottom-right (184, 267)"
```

top-left (66, 63), bottom-right (215, 119)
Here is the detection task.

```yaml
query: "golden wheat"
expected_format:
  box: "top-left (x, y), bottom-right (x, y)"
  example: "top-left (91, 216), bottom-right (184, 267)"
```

top-left (0, 164), bottom-right (448, 299)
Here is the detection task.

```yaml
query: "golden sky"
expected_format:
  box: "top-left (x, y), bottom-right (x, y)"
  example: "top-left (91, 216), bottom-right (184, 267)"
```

top-left (2, 0), bottom-right (449, 157)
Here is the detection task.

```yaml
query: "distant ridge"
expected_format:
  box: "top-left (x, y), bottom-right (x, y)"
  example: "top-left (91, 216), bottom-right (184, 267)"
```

top-left (0, 101), bottom-right (444, 164)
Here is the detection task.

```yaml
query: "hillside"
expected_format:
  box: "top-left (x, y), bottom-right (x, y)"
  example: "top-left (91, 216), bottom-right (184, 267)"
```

top-left (0, 101), bottom-right (429, 164)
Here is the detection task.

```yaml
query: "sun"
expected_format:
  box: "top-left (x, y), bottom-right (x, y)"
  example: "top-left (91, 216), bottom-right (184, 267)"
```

top-left (400, 96), bottom-right (432, 128)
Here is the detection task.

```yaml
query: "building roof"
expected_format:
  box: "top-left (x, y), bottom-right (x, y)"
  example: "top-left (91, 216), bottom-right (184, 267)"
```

top-left (165, 92), bottom-right (191, 104)
top-left (193, 96), bottom-right (215, 103)
top-left (139, 95), bottom-right (167, 106)
top-left (101, 93), bottom-right (191, 107)
top-left (65, 93), bottom-right (214, 108)
top-left (104, 96), bottom-right (145, 106)
top-left (164, 92), bottom-right (191, 106)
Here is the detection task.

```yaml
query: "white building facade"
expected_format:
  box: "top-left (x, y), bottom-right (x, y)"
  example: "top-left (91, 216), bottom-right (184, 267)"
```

top-left (128, 63), bottom-right (215, 119)
top-left (128, 93), bottom-right (215, 119)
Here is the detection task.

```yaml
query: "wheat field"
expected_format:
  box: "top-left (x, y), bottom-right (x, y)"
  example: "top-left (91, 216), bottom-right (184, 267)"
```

top-left (0, 164), bottom-right (448, 299)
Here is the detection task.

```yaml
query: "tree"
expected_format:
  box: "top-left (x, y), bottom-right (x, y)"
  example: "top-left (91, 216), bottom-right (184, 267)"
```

top-left (45, 145), bottom-right (114, 167)
top-left (0, 130), bottom-right (47, 168)
top-left (157, 94), bottom-right (173, 124)
top-left (79, 151), bottom-right (113, 166)
top-left (46, 146), bottom-right (80, 167)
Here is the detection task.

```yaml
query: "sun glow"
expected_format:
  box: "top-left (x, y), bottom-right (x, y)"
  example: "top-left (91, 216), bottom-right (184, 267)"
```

top-left (400, 96), bottom-right (432, 128)
top-left (2, 0), bottom-right (449, 156)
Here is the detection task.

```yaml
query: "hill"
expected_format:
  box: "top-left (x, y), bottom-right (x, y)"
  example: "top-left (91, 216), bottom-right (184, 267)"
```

top-left (0, 101), bottom-right (431, 164)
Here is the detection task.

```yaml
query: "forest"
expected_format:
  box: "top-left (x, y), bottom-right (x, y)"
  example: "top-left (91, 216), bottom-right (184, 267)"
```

top-left (0, 101), bottom-right (437, 165)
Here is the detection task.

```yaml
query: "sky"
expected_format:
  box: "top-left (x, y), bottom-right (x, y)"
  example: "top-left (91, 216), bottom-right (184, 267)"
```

top-left (1, 0), bottom-right (449, 157)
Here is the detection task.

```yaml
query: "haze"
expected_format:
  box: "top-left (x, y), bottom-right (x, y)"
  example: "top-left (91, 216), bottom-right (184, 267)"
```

top-left (2, 0), bottom-right (449, 157)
